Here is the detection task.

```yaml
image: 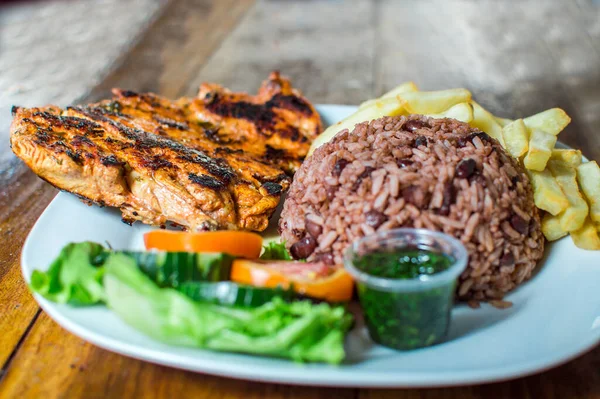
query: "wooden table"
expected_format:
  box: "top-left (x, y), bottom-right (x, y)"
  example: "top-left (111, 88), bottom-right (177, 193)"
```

top-left (1, 0), bottom-right (600, 397)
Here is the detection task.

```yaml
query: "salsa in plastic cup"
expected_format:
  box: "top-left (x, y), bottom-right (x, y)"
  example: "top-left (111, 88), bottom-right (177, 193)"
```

top-left (344, 228), bottom-right (468, 350)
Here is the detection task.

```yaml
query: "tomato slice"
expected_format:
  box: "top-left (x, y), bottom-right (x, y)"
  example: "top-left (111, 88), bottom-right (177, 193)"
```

top-left (144, 230), bottom-right (263, 259)
top-left (231, 259), bottom-right (354, 302)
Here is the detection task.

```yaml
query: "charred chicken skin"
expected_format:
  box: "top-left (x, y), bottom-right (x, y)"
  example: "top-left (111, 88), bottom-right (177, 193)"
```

top-left (10, 72), bottom-right (322, 231)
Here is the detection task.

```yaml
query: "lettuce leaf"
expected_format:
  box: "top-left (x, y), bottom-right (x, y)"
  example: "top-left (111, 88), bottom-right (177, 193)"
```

top-left (29, 242), bottom-right (234, 306)
top-left (103, 253), bottom-right (352, 364)
top-left (30, 242), bottom-right (106, 305)
top-left (260, 241), bottom-right (292, 261)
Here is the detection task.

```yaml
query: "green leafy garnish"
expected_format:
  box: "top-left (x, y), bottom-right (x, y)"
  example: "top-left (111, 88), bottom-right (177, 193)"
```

top-left (30, 242), bottom-right (107, 305)
top-left (29, 242), bottom-right (353, 363)
top-left (260, 241), bottom-right (292, 260)
top-left (103, 253), bottom-right (352, 364)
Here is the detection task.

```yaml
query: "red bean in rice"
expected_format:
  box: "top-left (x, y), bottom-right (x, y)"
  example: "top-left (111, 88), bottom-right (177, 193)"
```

top-left (279, 115), bottom-right (545, 302)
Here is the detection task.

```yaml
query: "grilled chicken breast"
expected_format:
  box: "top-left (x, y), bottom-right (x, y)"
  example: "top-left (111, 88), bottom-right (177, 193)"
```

top-left (10, 72), bottom-right (322, 231)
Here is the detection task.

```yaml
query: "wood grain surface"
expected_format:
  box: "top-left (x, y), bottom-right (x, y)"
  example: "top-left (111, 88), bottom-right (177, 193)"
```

top-left (0, 0), bottom-right (167, 373)
top-left (1, 0), bottom-right (599, 397)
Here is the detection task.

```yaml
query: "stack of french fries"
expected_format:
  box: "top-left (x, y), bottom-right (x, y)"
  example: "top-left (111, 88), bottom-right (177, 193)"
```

top-left (308, 83), bottom-right (600, 250)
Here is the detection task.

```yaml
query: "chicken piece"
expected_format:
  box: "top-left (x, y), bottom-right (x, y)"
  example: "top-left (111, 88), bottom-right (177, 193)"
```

top-left (10, 73), bottom-right (321, 231)
top-left (191, 71), bottom-right (322, 174)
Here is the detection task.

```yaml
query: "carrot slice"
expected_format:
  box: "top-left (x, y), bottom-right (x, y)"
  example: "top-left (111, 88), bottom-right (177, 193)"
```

top-left (144, 230), bottom-right (263, 259)
top-left (231, 259), bottom-right (354, 302)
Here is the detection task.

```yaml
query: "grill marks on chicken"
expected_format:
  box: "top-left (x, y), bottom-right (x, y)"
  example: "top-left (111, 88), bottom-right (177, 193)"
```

top-left (10, 72), bottom-right (322, 231)
top-left (193, 72), bottom-right (320, 174)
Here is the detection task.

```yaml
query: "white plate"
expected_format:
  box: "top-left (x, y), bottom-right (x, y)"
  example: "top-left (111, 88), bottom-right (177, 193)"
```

top-left (22, 105), bottom-right (600, 387)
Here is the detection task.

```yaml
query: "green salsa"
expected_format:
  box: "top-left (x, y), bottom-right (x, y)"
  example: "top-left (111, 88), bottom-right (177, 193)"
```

top-left (355, 250), bottom-right (453, 279)
top-left (354, 248), bottom-right (457, 350)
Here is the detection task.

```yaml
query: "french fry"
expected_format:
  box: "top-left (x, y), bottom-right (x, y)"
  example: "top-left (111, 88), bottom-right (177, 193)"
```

top-left (494, 116), bottom-right (513, 127)
top-left (576, 161), bottom-right (600, 224)
top-left (502, 119), bottom-right (529, 158)
top-left (523, 108), bottom-right (571, 136)
top-left (550, 149), bottom-right (582, 168)
top-left (308, 98), bottom-right (405, 155)
top-left (523, 129), bottom-right (557, 171)
top-left (471, 102), bottom-right (505, 146)
top-left (426, 102), bottom-right (473, 123)
top-left (541, 213), bottom-right (568, 241)
top-left (381, 82), bottom-right (419, 99)
top-left (571, 217), bottom-right (600, 250)
top-left (358, 82), bottom-right (418, 110)
top-left (526, 169), bottom-right (569, 215)
top-left (400, 88), bottom-right (472, 114)
top-left (547, 160), bottom-right (589, 232)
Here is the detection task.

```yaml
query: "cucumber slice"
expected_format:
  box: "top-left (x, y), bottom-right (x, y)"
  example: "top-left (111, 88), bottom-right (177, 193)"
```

top-left (178, 281), bottom-right (295, 307)
top-left (118, 251), bottom-right (234, 287)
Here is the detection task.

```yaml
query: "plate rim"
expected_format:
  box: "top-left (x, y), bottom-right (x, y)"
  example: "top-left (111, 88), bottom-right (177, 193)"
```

top-left (19, 104), bottom-right (600, 388)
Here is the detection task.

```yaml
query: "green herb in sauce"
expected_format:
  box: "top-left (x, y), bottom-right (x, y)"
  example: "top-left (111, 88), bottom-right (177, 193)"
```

top-left (355, 250), bottom-right (453, 279)
top-left (354, 248), bottom-right (456, 350)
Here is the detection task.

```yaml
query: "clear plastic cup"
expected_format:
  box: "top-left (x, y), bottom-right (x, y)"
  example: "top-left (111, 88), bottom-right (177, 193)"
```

top-left (344, 228), bottom-right (468, 350)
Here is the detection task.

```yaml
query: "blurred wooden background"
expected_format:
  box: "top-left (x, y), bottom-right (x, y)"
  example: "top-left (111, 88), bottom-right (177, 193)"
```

top-left (1, 0), bottom-right (599, 397)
